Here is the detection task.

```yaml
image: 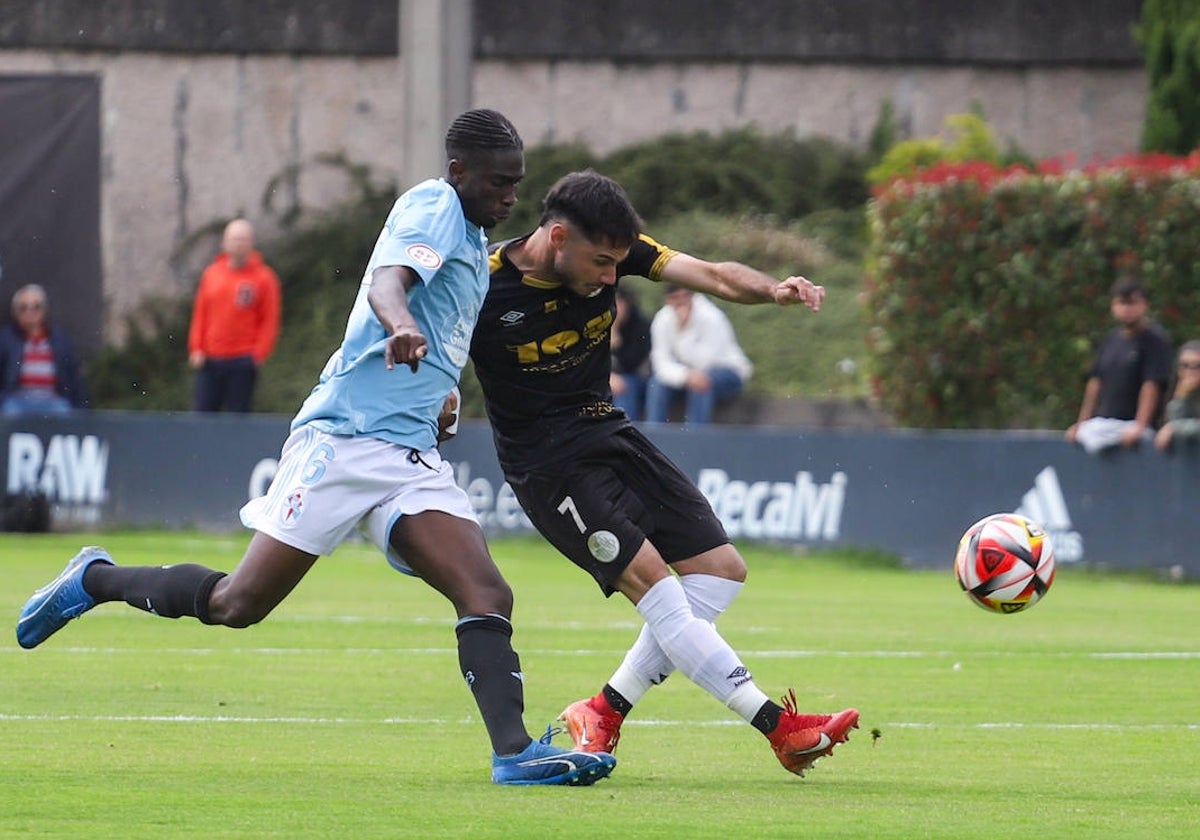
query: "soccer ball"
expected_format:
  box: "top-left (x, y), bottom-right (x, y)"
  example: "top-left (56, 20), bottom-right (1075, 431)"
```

top-left (954, 512), bottom-right (1056, 614)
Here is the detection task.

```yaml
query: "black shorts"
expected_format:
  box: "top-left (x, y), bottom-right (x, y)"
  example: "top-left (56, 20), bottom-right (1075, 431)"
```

top-left (505, 424), bottom-right (729, 596)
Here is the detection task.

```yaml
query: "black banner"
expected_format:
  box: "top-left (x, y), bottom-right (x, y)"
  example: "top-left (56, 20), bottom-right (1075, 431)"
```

top-left (4, 413), bottom-right (1198, 579)
top-left (0, 74), bottom-right (102, 352)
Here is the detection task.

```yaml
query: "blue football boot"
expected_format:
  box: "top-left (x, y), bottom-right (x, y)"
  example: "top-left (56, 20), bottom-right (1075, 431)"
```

top-left (17, 546), bottom-right (112, 649)
top-left (492, 727), bottom-right (617, 786)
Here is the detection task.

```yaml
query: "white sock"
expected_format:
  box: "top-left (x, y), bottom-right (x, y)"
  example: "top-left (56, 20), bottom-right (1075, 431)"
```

top-left (633, 576), bottom-right (768, 721)
top-left (608, 575), bottom-right (743, 706)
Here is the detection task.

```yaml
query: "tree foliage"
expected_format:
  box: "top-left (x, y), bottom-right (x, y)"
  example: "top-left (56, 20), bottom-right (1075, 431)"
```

top-left (867, 111), bottom-right (1004, 188)
top-left (1137, 0), bottom-right (1200, 154)
top-left (866, 154), bottom-right (1200, 428)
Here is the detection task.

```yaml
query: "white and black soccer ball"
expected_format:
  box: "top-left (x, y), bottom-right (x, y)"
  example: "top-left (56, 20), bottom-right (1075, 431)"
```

top-left (954, 512), bottom-right (1056, 614)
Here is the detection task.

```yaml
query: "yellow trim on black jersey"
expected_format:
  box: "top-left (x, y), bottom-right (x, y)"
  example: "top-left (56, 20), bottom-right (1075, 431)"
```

top-left (637, 234), bottom-right (679, 281)
top-left (491, 240), bottom-right (564, 289)
top-left (521, 275), bottom-right (561, 290)
top-left (487, 248), bottom-right (506, 275)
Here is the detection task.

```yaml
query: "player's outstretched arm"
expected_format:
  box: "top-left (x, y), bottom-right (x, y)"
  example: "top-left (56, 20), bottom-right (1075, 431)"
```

top-left (659, 251), bottom-right (824, 311)
top-left (368, 265), bottom-right (428, 372)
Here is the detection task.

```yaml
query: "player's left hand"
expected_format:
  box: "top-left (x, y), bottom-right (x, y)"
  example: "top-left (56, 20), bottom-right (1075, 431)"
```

top-left (773, 276), bottom-right (825, 311)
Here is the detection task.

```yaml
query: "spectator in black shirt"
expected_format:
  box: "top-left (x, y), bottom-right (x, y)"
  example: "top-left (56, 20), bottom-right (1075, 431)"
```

top-left (1066, 276), bottom-right (1174, 454)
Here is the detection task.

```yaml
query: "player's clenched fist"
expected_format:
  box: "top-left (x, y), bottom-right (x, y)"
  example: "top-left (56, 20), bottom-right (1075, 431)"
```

top-left (773, 276), bottom-right (825, 311)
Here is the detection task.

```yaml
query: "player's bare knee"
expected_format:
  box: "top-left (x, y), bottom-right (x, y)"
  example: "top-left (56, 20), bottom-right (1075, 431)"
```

top-left (207, 589), bottom-right (272, 628)
top-left (475, 576), bottom-right (514, 617)
top-left (448, 575), bottom-right (513, 618)
top-left (674, 545), bottom-right (747, 582)
top-left (722, 554), bottom-right (748, 583)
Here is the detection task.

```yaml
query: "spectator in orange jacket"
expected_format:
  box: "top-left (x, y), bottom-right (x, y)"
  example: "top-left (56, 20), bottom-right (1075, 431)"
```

top-left (187, 218), bottom-right (282, 412)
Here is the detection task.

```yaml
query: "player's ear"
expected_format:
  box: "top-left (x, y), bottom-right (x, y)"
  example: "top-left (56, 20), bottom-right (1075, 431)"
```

top-left (447, 158), bottom-right (466, 186)
top-left (548, 222), bottom-right (570, 249)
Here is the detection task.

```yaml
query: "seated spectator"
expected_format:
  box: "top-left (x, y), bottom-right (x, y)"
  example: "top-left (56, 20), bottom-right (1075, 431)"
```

top-left (1155, 340), bottom-right (1200, 451)
top-left (610, 286), bottom-right (651, 420)
top-left (1065, 276), bottom-right (1173, 454)
top-left (0, 284), bottom-right (88, 415)
top-left (645, 285), bottom-right (752, 425)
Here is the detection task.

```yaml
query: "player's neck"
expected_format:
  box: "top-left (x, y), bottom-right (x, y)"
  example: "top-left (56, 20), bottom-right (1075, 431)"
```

top-left (505, 227), bottom-right (557, 282)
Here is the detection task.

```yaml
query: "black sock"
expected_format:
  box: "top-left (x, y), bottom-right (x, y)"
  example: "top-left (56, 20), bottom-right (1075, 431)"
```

top-left (751, 700), bottom-right (784, 736)
top-left (602, 684), bottom-right (633, 716)
top-left (83, 563), bottom-right (227, 622)
top-left (455, 614), bottom-right (530, 756)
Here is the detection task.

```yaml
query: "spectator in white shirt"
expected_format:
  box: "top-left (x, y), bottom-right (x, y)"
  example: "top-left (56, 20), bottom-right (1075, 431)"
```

top-left (645, 286), bottom-right (752, 424)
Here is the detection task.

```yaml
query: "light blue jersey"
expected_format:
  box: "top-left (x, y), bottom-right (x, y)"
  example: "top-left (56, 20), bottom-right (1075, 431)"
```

top-left (291, 179), bottom-right (488, 451)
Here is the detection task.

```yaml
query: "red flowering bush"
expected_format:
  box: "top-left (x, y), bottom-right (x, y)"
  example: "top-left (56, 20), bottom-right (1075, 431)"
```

top-left (865, 153), bottom-right (1200, 428)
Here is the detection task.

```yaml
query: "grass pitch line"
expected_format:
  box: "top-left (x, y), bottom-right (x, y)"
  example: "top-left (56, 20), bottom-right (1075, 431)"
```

top-left (5, 647), bottom-right (1198, 659)
top-left (2, 713), bottom-right (1197, 731)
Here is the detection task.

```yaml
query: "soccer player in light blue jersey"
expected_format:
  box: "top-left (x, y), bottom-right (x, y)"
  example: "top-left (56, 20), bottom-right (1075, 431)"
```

top-left (16, 109), bottom-right (616, 787)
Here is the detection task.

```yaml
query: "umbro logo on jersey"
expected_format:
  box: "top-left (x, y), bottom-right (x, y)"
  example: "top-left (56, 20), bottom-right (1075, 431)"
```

top-left (500, 310), bottom-right (525, 324)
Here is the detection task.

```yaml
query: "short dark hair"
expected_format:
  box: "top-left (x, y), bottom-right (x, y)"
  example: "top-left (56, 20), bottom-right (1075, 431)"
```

top-left (1110, 275), bottom-right (1145, 300)
top-left (539, 170), bottom-right (642, 246)
top-left (444, 109), bottom-right (523, 159)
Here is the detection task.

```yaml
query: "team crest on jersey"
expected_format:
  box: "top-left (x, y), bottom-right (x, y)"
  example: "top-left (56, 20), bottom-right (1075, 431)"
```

top-left (282, 488), bottom-right (305, 526)
top-left (235, 282), bottom-right (256, 307)
top-left (442, 307), bottom-right (477, 368)
top-left (587, 530), bottom-right (620, 563)
top-left (406, 243), bottom-right (443, 270)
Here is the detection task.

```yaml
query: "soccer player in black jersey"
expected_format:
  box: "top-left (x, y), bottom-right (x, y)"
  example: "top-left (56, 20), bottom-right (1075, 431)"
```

top-left (469, 170), bottom-right (859, 776)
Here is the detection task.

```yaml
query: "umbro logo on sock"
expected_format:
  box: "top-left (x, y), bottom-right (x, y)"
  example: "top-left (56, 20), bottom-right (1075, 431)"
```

top-left (727, 666), bottom-right (752, 688)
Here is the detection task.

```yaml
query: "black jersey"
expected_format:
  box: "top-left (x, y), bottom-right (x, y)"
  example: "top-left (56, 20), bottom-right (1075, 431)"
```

top-left (470, 233), bottom-right (677, 471)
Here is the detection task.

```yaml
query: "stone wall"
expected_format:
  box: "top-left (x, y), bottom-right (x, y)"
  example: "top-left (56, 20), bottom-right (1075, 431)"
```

top-left (0, 0), bottom-right (1148, 337)
top-left (3, 0), bottom-right (1142, 63)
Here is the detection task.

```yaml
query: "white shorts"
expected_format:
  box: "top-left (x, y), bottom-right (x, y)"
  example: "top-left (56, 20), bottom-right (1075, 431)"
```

top-left (240, 425), bottom-right (478, 574)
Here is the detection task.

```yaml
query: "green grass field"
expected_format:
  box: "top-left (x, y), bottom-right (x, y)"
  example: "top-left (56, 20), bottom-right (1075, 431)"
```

top-left (3, 532), bottom-right (1197, 839)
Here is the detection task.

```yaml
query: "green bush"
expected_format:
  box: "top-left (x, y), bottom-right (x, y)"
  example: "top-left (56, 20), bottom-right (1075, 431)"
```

top-left (492, 128), bottom-right (869, 240)
top-left (1137, 0), bottom-right (1200, 154)
top-left (867, 112), bottom-right (1003, 187)
top-left (91, 130), bottom-right (873, 414)
top-left (865, 156), bottom-right (1200, 429)
top-left (87, 296), bottom-right (192, 410)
